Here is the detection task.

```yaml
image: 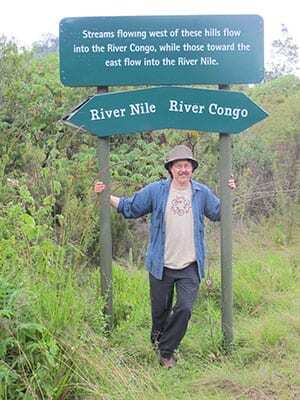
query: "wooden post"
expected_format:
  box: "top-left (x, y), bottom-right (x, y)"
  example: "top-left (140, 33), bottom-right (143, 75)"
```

top-left (96, 86), bottom-right (113, 330)
top-left (218, 84), bottom-right (233, 349)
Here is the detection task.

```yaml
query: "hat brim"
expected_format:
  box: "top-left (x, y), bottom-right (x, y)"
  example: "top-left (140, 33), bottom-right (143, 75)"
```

top-left (164, 158), bottom-right (198, 171)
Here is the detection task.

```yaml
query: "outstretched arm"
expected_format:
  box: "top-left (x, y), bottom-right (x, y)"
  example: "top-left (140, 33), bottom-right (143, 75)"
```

top-left (94, 181), bottom-right (153, 218)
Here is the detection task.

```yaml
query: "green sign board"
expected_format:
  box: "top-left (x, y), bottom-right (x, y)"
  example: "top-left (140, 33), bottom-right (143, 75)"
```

top-left (63, 87), bottom-right (268, 136)
top-left (59, 15), bottom-right (264, 86)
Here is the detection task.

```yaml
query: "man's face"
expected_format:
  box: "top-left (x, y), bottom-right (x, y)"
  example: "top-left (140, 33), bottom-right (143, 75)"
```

top-left (170, 159), bottom-right (193, 185)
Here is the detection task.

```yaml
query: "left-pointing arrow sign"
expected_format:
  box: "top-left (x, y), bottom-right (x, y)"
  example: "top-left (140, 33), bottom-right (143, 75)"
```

top-left (62, 86), bottom-right (268, 136)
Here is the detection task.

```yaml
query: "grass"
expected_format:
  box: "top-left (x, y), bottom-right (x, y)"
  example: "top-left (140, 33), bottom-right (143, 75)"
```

top-left (0, 221), bottom-right (300, 399)
top-left (108, 223), bottom-right (300, 400)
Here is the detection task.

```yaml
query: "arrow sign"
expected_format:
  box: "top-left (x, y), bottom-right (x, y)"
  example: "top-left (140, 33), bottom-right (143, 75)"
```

top-left (63, 87), bottom-right (268, 136)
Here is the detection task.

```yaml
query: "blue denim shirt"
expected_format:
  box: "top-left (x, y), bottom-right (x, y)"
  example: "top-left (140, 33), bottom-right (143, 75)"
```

top-left (117, 179), bottom-right (220, 280)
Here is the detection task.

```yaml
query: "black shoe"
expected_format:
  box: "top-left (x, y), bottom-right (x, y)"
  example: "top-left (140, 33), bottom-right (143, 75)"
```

top-left (159, 354), bottom-right (176, 369)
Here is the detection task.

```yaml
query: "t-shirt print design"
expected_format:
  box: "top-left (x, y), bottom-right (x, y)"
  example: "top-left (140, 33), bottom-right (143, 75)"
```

top-left (171, 195), bottom-right (192, 216)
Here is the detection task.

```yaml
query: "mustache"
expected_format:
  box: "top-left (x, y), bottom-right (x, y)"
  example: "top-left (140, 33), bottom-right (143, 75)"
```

top-left (178, 172), bottom-right (190, 176)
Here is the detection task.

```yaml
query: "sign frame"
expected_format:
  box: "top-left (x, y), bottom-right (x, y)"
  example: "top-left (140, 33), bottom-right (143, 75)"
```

top-left (59, 14), bottom-right (264, 86)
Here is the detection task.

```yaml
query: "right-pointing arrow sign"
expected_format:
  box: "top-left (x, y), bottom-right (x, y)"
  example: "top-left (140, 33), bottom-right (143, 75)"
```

top-left (63, 87), bottom-right (268, 137)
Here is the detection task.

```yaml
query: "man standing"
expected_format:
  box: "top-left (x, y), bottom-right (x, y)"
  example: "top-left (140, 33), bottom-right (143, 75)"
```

top-left (95, 145), bottom-right (236, 368)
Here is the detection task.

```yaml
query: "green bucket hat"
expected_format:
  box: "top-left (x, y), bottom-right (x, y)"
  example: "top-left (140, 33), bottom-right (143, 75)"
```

top-left (164, 145), bottom-right (198, 171)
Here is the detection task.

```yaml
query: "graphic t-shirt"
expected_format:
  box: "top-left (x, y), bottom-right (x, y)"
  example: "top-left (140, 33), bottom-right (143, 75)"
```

top-left (164, 184), bottom-right (196, 269)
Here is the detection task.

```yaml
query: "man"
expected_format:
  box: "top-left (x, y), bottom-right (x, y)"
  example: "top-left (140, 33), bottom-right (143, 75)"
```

top-left (95, 145), bottom-right (236, 368)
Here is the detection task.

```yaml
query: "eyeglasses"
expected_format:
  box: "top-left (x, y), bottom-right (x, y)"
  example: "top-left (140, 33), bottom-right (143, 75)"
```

top-left (172, 162), bottom-right (193, 171)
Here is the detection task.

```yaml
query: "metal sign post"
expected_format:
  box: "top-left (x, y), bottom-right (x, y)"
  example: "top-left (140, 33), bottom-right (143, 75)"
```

top-left (219, 84), bottom-right (233, 348)
top-left (96, 86), bottom-right (113, 330)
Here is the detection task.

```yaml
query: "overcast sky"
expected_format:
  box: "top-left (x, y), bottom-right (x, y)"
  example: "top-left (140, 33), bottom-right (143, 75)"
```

top-left (1, 0), bottom-right (299, 57)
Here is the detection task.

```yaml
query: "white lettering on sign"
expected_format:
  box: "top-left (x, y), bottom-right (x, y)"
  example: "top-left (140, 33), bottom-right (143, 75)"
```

top-left (204, 28), bottom-right (221, 37)
top-left (177, 57), bottom-right (198, 66)
top-left (124, 58), bottom-right (142, 66)
top-left (144, 58), bottom-right (160, 66)
top-left (88, 100), bottom-right (250, 123)
top-left (159, 43), bottom-right (181, 52)
top-left (169, 100), bottom-right (205, 114)
top-left (116, 29), bottom-right (147, 40)
top-left (65, 17), bottom-right (263, 86)
top-left (82, 30), bottom-right (114, 39)
top-left (90, 107), bottom-right (126, 120)
top-left (107, 44), bottom-right (127, 52)
top-left (105, 59), bottom-right (122, 67)
top-left (182, 43), bottom-right (205, 51)
top-left (200, 57), bottom-right (219, 65)
top-left (149, 30), bottom-right (168, 38)
top-left (207, 43), bottom-right (235, 51)
top-left (89, 102), bottom-right (157, 121)
top-left (73, 45), bottom-right (90, 53)
top-left (129, 43), bottom-right (156, 54)
top-left (223, 28), bottom-right (241, 37)
top-left (208, 103), bottom-right (248, 119)
top-left (168, 100), bottom-right (249, 120)
top-left (181, 29), bottom-right (203, 37)
top-left (129, 102), bottom-right (156, 116)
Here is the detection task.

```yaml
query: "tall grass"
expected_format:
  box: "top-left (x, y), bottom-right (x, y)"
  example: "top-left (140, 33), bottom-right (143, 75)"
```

top-left (1, 219), bottom-right (299, 399)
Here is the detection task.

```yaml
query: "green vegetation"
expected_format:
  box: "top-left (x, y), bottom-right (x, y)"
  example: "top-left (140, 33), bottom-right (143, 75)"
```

top-left (0, 36), bottom-right (299, 399)
top-left (1, 217), bottom-right (299, 399)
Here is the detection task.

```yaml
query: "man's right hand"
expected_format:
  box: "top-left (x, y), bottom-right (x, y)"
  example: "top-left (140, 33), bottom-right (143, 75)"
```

top-left (94, 181), bottom-right (106, 193)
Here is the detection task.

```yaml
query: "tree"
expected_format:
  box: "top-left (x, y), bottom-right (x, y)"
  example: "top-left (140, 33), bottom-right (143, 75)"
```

top-left (265, 24), bottom-right (299, 80)
top-left (32, 33), bottom-right (59, 56)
